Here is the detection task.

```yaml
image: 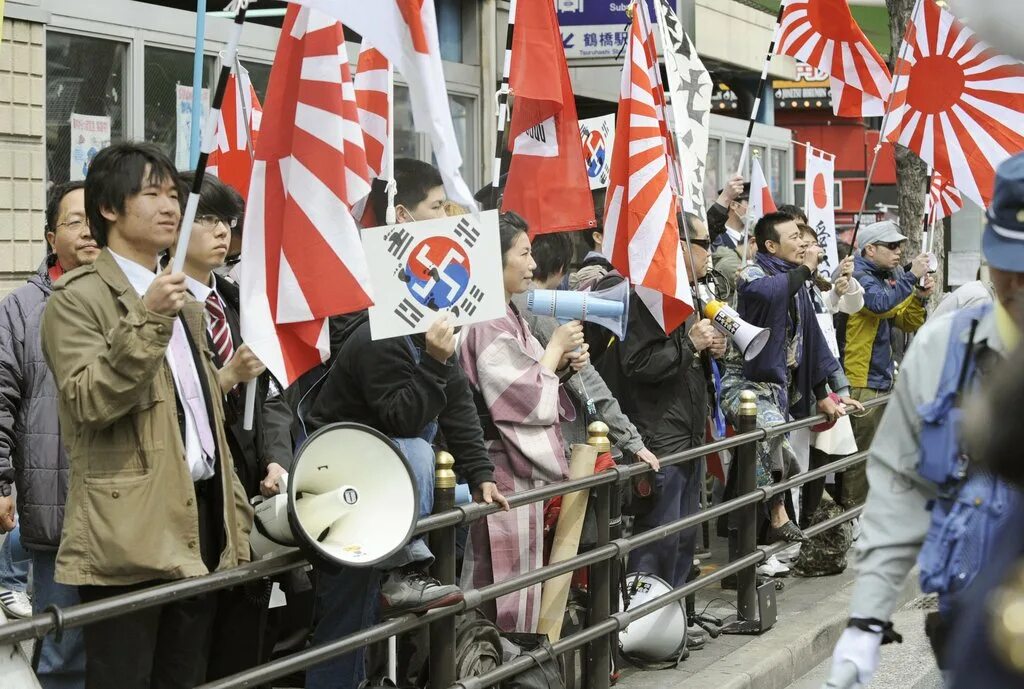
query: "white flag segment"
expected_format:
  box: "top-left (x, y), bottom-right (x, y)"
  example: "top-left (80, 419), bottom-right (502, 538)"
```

top-left (749, 156), bottom-right (777, 222)
top-left (285, 0), bottom-right (476, 209)
top-left (804, 147), bottom-right (839, 275)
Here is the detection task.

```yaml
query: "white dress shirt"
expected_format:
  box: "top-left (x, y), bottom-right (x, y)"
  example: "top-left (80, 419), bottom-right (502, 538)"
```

top-left (109, 251), bottom-right (215, 481)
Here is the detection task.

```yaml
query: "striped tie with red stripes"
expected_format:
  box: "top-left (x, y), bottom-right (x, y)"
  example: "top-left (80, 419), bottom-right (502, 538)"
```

top-left (205, 291), bottom-right (235, 366)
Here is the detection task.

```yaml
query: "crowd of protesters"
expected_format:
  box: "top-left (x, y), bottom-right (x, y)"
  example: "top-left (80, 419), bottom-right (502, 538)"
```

top-left (0, 139), bottom-right (1016, 689)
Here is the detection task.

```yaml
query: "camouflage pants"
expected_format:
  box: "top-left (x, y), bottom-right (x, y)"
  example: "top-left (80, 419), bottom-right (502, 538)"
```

top-left (841, 387), bottom-right (888, 507)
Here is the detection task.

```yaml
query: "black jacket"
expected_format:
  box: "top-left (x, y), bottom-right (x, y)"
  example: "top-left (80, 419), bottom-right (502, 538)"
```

top-left (215, 276), bottom-right (295, 498)
top-left (307, 312), bottom-right (495, 489)
top-left (594, 275), bottom-right (710, 457)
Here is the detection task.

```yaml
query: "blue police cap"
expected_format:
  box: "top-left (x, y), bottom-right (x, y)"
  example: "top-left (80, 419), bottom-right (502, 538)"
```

top-left (984, 153), bottom-right (1024, 273)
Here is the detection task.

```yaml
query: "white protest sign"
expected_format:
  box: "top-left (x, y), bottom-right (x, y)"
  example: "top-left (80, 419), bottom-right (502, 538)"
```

top-left (362, 210), bottom-right (505, 340)
top-left (175, 83), bottom-right (210, 170)
top-left (805, 147), bottom-right (839, 277)
top-left (578, 114), bottom-right (615, 190)
top-left (69, 113), bottom-right (111, 182)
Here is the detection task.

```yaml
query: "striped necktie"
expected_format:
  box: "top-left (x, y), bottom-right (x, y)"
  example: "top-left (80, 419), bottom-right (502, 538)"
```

top-left (205, 291), bottom-right (235, 366)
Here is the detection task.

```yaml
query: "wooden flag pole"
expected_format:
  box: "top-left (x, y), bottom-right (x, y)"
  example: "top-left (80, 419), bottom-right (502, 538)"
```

top-left (490, 0), bottom-right (518, 210)
top-left (735, 1), bottom-right (787, 178)
top-left (848, 0), bottom-right (924, 247)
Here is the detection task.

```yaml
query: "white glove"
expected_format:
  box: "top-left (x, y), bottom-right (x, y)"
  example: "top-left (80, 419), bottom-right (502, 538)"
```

top-left (824, 626), bottom-right (883, 688)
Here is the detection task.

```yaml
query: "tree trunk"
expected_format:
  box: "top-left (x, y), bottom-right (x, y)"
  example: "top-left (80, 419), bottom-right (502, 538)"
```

top-left (886, 0), bottom-right (930, 258)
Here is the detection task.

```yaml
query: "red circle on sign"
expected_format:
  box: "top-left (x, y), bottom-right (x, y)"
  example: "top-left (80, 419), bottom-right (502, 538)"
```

top-left (812, 173), bottom-right (828, 209)
top-left (407, 236), bottom-right (468, 281)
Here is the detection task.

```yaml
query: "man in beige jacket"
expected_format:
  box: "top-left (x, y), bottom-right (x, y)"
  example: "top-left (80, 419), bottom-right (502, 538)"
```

top-left (40, 142), bottom-right (253, 689)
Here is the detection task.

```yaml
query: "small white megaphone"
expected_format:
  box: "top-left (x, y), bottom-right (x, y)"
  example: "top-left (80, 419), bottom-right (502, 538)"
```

top-left (703, 300), bottom-right (770, 361)
top-left (250, 422), bottom-right (419, 567)
top-left (526, 281), bottom-right (630, 340)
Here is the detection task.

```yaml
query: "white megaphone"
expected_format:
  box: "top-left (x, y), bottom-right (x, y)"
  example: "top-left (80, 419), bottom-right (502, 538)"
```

top-left (703, 300), bottom-right (770, 361)
top-left (250, 422), bottom-right (419, 567)
top-left (526, 281), bottom-right (630, 340)
top-left (0, 609), bottom-right (41, 689)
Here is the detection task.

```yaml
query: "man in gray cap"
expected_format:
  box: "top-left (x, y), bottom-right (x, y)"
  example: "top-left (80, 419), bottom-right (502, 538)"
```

top-left (824, 153), bottom-right (1024, 687)
top-left (840, 220), bottom-right (934, 508)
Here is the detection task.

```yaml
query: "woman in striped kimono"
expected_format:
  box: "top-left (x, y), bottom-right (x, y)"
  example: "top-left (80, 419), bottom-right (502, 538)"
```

top-left (459, 211), bottom-right (589, 633)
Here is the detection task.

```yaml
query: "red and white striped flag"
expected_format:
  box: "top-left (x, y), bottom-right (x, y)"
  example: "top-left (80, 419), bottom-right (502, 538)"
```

top-left (241, 5), bottom-right (374, 386)
top-left (928, 169), bottom-right (963, 223)
top-left (749, 156), bottom-right (777, 222)
top-left (287, 0), bottom-right (476, 208)
top-left (776, 0), bottom-right (892, 118)
top-left (208, 65), bottom-right (263, 199)
top-left (603, 0), bottom-right (693, 335)
top-left (883, 0), bottom-right (1024, 208)
top-left (354, 41), bottom-right (389, 179)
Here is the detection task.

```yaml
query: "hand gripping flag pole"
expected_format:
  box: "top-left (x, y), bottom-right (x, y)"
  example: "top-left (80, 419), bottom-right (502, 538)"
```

top-left (735, 1), bottom-right (787, 178)
top-left (848, 0), bottom-right (925, 247)
top-left (490, 0), bottom-right (518, 210)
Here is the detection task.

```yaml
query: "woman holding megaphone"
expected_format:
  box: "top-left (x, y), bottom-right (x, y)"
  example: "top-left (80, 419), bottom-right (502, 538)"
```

top-left (458, 211), bottom-right (588, 633)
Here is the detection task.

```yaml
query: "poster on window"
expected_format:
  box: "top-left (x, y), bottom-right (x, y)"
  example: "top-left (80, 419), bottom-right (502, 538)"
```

top-left (175, 84), bottom-right (209, 170)
top-left (362, 211), bottom-right (505, 340)
top-left (804, 147), bottom-right (838, 277)
top-left (69, 113), bottom-right (111, 182)
top-left (579, 115), bottom-right (615, 190)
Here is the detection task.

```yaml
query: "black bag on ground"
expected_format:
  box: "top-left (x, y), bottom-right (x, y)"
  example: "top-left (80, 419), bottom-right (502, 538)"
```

top-left (790, 497), bottom-right (852, 577)
top-left (500, 633), bottom-right (565, 689)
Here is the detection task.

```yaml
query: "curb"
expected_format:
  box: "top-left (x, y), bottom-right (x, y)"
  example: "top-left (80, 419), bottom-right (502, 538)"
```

top-left (666, 572), bottom-right (921, 689)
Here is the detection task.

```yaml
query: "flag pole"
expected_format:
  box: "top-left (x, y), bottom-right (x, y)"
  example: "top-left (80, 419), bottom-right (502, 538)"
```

top-left (384, 60), bottom-right (397, 224)
top-left (190, 0), bottom-right (208, 170)
top-left (740, 149), bottom-right (762, 265)
top-left (171, 3), bottom-right (249, 275)
top-left (735, 1), bottom-right (787, 178)
top-left (848, 0), bottom-right (924, 248)
top-left (490, 0), bottom-right (517, 210)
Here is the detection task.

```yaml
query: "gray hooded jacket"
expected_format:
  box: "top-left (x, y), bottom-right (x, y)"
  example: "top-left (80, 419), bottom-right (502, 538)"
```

top-left (0, 258), bottom-right (68, 551)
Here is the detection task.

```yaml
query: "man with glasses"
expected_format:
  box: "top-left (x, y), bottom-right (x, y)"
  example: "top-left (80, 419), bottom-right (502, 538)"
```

top-left (0, 181), bottom-right (97, 687)
top-left (842, 221), bottom-right (934, 508)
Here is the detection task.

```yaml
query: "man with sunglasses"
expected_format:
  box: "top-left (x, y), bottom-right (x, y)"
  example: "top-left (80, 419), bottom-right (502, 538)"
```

top-left (842, 221), bottom-right (934, 508)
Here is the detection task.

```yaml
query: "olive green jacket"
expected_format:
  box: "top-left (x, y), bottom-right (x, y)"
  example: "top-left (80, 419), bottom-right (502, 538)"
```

top-left (40, 249), bottom-right (253, 586)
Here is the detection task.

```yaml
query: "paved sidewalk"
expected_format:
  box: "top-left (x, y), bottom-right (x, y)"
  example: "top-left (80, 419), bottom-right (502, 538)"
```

top-left (614, 546), bottom-right (919, 689)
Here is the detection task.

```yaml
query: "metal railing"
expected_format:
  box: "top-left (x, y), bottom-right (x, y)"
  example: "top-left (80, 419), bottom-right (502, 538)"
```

top-left (0, 392), bottom-right (888, 689)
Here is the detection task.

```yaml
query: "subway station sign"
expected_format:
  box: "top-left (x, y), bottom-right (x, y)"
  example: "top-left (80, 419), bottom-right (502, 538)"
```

top-left (556, 0), bottom-right (658, 59)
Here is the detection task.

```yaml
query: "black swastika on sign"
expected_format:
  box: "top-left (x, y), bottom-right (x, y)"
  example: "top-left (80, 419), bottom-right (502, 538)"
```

top-left (453, 218), bottom-right (481, 249)
top-left (385, 228), bottom-right (414, 260)
top-left (394, 298), bottom-right (424, 328)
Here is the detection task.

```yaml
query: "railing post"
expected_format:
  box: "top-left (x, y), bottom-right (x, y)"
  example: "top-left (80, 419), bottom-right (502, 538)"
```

top-left (586, 422), bottom-right (612, 689)
top-left (429, 451), bottom-right (457, 689)
top-left (723, 390), bottom-right (759, 633)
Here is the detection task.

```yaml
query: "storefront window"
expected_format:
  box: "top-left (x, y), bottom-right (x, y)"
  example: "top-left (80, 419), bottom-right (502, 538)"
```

top-left (435, 0), bottom-right (463, 63)
top-left (770, 147), bottom-right (789, 204)
top-left (46, 33), bottom-right (128, 184)
top-left (448, 93), bottom-right (476, 191)
top-left (392, 86), bottom-right (477, 191)
top-left (703, 138), bottom-right (721, 211)
top-left (144, 47), bottom-right (216, 170)
top-left (724, 140), bottom-right (743, 182)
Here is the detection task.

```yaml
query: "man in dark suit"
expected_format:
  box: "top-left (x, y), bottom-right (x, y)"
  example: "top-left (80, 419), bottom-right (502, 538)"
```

top-left (173, 172), bottom-right (295, 679)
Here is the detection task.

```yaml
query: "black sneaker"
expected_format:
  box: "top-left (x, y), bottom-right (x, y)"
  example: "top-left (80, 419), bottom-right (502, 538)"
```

top-left (380, 570), bottom-right (464, 615)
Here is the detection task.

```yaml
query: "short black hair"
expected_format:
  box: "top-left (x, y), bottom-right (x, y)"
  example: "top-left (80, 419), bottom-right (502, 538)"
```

top-left (369, 158), bottom-right (443, 223)
top-left (778, 204), bottom-right (808, 224)
top-left (754, 211), bottom-right (797, 253)
top-left (179, 171), bottom-right (243, 225)
top-left (499, 211), bottom-right (529, 266)
top-left (84, 142), bottom-right (180, 247)
top-left (45, 180), bottom-right (86, 242)
top-left (531, 232), bottom-right (574, 282)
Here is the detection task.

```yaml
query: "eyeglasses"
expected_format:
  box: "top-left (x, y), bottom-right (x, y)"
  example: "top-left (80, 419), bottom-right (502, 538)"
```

top-left (195, 214), bottom-right (238, 229)
top-left (875, 240), bottom-right (904, 251)
top-left (683, 237), bottom-right (712, 250)
top-left (55, 218), bottom-right (88, 231)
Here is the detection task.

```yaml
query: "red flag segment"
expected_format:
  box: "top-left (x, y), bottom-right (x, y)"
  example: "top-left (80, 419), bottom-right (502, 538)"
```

top-left (208, 68), bottom-right (263, 198)
top-left (603, 1), bottom-right (693, 335)
top-left (884, 0), bottom-right (1024, 208)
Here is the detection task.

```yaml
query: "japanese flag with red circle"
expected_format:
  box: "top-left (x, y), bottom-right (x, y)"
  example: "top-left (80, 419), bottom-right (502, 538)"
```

top-left (805, 147), bottom-right (839, 275)
top-left (883, 0), bottom-right (1024, 208)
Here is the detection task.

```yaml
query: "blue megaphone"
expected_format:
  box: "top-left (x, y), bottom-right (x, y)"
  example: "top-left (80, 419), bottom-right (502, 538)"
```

top-left (526, 282), bottom-right (630, 340)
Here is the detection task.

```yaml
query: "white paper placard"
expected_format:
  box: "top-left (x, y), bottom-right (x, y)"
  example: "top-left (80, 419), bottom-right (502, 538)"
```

top-left (363, 211), bottom-right (505, 340)
top-left (69, 113), bottom-right (111, 181)
top-left (579, 114), bottom-right (615, 190)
